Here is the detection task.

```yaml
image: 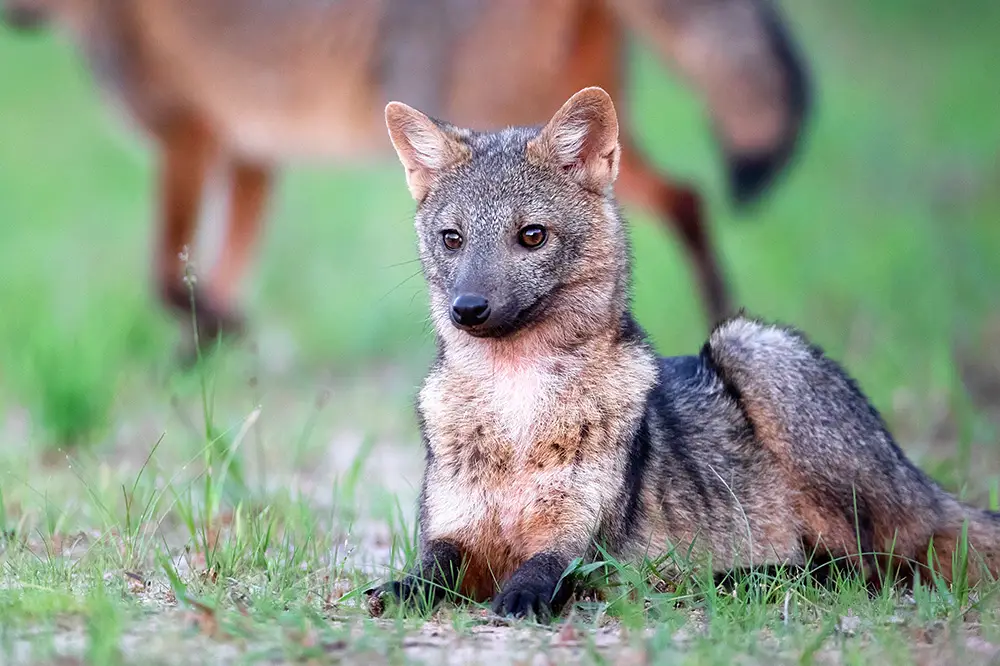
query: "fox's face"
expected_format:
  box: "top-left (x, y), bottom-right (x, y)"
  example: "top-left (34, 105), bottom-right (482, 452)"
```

top-left (386, 88), bottom-right (629, 343)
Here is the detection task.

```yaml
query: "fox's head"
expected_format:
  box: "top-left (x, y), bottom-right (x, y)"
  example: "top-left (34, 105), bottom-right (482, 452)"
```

top-left (386, 87), bottom-right (631, 349)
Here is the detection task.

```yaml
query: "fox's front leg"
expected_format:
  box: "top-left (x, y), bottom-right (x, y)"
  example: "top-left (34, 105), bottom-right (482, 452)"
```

top-left (490, 488), bottom-right (602, 621)
top-left (492, 552), bottom-right (576, 622)
top-left (373, 539), bottom-right (463, 612)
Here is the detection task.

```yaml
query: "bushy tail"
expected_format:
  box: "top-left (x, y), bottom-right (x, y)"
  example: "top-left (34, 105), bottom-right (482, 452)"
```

top-left (608, 0), bottom-right (811, 205)
top-left (929, 504), bottom-right (1000, 586)
top-left (705, 313), bottom-right (1000, 586)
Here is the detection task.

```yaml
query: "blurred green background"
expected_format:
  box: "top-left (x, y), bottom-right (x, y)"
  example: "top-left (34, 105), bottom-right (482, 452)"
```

top-left (0, 0), bottom-right (998, 491)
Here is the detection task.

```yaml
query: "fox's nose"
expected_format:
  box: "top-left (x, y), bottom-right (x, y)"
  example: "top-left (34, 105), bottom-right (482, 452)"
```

top-left (450, 294), bottom-right (491, 327)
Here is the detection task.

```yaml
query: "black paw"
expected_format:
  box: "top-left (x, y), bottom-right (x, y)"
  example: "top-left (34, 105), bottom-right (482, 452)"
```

top-left (162, 282), bottom-right (247, 359)
top-left (371, 579), bottom-right (411, 600)
top-left (491, 586), bottom-right (553, 623)
top-left (173, 310), bottom-right (247, 367)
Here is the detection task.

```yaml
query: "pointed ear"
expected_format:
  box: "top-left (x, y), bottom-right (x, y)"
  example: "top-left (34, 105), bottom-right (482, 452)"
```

top-left (385, 102), bottom-right (470, 202)
top-left (527, 87), bottom-right (621, 193)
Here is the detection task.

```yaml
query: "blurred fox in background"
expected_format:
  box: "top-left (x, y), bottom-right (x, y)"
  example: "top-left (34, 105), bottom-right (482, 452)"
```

top-left (2, 0), bottom-right (809, 351)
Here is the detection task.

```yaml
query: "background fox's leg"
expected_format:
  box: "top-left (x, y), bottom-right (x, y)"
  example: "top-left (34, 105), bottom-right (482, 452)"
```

top-left (616, 135), bottom-right (732, 324)
top-left (204, 159), bottom-right (272, 335)
top-left (155, 114), bottom-right (216, 312)
top-left (154, 113), bottom-right (237, 346)
top-left (551, 0), bottom-right (731, 320)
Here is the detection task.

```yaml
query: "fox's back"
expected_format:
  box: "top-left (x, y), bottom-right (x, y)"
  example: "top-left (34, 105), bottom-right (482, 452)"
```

top-left (85, 0), bottom-right (617, 161)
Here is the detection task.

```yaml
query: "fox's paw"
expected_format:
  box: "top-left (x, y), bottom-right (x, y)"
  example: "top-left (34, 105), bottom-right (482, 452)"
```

top-left (491, 585), bottom-right (553, 623)
top-left (173, 307), bottom-right (247, 368)
top-left (162, 281), bottom-right (247, 362)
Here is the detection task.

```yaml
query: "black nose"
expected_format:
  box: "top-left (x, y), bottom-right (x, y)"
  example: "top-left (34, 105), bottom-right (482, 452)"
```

top-left (450, 294), bottom-right (490, 327)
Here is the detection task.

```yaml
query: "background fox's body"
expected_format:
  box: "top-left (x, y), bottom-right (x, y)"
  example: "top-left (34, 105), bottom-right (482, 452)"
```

top-left (376, 88), bottom-right (1000, 620)
top-left (2, 0), bottom-right (809, 345)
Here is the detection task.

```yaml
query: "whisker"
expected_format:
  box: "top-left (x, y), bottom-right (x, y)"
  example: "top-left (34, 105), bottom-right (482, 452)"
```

top-left (377, 268), bottom-right (425, 304)
top-left (377, 247), bottom-right (433, 270)
top-left (409, 288), bottom-right (428, 307)
top-left (379, 256), bottom-right (426, 270)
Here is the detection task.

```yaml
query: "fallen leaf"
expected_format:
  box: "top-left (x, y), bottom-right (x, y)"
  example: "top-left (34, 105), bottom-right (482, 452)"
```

top-left (366, 590), bottom-right (385, 618)
top-left (124, 571), bottom-right (148, 594)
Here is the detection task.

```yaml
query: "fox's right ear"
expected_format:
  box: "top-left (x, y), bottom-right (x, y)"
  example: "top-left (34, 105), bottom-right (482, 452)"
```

top-left (385, 102), bottom-right (470, 203)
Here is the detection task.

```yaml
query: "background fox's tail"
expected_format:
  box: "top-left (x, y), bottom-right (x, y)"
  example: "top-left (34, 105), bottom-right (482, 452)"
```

top-left (608, 0), bottom-right (810, 206)
top-left (705, 313), bottom-right (1000, 586)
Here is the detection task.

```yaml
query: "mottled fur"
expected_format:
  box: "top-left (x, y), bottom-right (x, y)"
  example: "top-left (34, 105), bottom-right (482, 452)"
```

top-left (372, 87), bottom-right (1000, 621)
top-left (2, 0), bottom-right (810, 345)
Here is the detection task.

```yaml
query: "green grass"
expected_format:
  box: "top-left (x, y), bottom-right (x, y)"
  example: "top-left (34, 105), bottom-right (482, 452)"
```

top-left (1, 0), bottom-right (1000, 662)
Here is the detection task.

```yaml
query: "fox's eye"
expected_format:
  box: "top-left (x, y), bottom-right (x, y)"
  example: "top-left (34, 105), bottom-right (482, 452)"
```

top-left (442, 229), bottom-right (463, 251)
top-left (518, 224), bottom-right (547, 249)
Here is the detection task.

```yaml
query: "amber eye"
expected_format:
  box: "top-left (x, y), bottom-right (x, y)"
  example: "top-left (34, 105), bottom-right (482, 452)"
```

top-left (442, 229), bottom-right (463, 251)
top-left (518, 224), bottom-right (547, 249)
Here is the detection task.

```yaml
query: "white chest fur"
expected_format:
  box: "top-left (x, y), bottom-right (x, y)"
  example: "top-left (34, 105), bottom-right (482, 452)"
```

top-left (421, 334), bottom-right (576, 449)
top-left (483, 355), bottom-right (561, 445)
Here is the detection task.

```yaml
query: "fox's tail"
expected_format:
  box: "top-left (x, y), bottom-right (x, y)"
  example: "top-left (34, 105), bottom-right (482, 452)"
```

top-left (705, 312), bottom-right (1000, 586)
top-left (608, 0), bottom-right (810, 206)
top-left (927, 503), bottom-right (1000, 586)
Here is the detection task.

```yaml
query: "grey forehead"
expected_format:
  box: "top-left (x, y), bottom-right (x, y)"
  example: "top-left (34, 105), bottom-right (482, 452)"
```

top-left (465, 124), bottom-right (542, 157)
top-left (419, 124), bottom-right (554, 226)
top-left (449, 125), bottom-right (545, 191)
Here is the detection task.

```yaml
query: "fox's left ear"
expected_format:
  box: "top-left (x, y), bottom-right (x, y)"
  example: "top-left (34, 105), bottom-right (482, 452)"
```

top-left (385, 102), bottom-right (470, 203)
top-left (527, 86), bottom-right (621, 194)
